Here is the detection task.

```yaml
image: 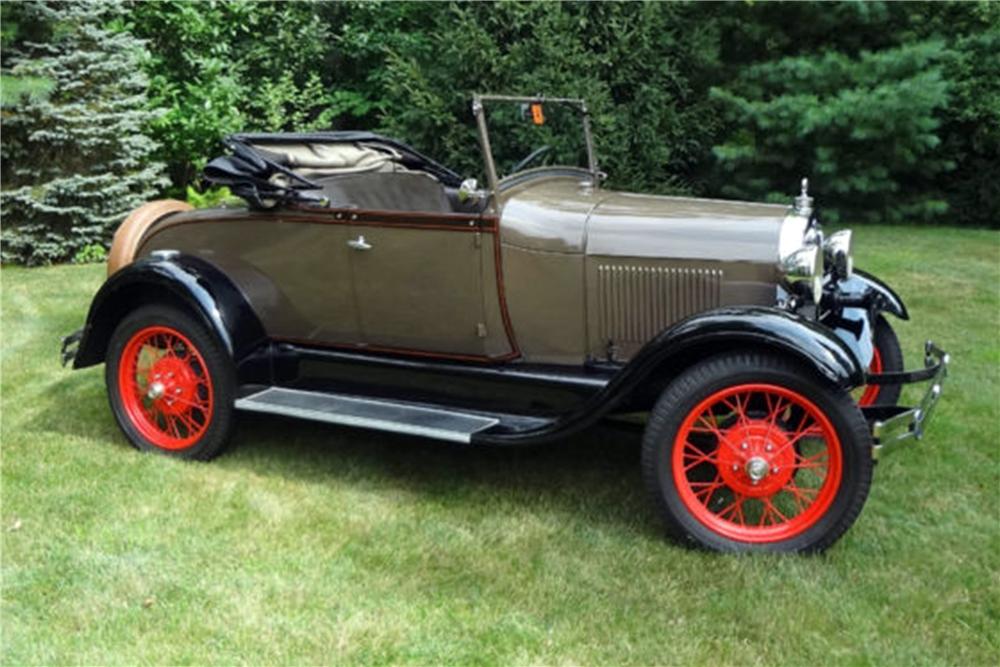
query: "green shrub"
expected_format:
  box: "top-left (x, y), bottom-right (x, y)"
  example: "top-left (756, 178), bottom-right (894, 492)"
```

top-left (185, 185), bottom-right (241, 209)
top-left (71, 244), bottom-right (108, 265)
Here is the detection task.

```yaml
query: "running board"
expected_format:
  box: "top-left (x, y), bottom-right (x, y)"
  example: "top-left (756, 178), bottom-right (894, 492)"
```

top-left (234, 387), bottom-right (501, 443)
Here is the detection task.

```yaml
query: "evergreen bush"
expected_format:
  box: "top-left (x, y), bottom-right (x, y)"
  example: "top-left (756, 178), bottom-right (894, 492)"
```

top-left (1, 1), bottom-right (166, 265)
top-left (1, 1), bottom-right (996, 266)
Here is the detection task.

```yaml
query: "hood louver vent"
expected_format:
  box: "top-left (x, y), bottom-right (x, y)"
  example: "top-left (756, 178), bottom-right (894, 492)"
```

top-left (597, 265), bottom-right (723, 346)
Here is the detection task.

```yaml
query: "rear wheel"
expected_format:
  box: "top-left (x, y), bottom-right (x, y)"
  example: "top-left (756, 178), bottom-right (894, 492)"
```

top-left (641, 352), bottom-right (873, 553)
top-left (857, 315), bottom-right (904, 407)
top-left (106, 304), bottom-right (235, 460)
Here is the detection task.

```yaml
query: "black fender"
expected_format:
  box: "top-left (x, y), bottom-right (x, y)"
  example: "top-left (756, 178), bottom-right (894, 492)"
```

top-left (73, 253), bottom-right (267, 370)
top-left (475, 306), bottom-right (865, 444)
top-left (853, 268), bottom-right (909, 320)
top-left (622, 306), bottom-right (867, 389)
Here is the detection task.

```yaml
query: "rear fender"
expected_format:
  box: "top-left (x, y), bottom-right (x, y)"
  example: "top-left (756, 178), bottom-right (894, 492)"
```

top-left (73, 253), bottom-right (267, 369)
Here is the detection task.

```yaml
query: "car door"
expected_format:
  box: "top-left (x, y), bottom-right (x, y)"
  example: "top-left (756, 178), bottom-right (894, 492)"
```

top-left (137, 209), bottom-right (362, 345)
top-left (346, 209), bottom-right (514, 359)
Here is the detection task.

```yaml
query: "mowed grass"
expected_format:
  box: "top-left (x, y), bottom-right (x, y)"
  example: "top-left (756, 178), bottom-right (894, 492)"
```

top-left (2, 225), bottom-right (998, 665)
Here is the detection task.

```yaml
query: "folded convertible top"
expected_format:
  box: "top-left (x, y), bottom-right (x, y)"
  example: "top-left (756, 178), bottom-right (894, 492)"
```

top-left (204, 132), bottom-right (463, 209)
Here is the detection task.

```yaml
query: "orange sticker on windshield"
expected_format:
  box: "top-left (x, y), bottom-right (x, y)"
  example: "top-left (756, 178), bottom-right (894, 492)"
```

top-left (530, 103), bottom-right (545, 125)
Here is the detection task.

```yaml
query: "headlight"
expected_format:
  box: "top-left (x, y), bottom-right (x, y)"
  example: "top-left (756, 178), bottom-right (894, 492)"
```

top-left (778, 215), bottom-right (810, 261)
top-left (782, 244), bottom-right (823, 303)
top-left (823, 229), bottom-right (853, 278)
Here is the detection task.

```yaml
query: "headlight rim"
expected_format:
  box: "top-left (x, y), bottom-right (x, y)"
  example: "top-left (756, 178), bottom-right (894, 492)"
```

top-left (781, 244), bottom-right (823, 303)
top-left (824, 229), bottom-right (854, 279)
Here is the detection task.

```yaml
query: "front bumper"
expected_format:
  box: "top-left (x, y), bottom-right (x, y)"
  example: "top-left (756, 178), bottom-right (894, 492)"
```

top-left (862, 341), bottom-right (950, 460)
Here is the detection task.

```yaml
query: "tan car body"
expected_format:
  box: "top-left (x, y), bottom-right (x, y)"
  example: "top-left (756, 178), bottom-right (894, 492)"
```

top-left (122, 171), bottom-right (788, 367)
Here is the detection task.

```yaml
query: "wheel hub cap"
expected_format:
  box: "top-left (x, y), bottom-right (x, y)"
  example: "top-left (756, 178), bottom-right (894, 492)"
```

top-left (716, 423), bottom-right (796, 498)
top-left (145, 356), bottom-right (198, 416)
top-left (745, 457), bottom-right (769, 482)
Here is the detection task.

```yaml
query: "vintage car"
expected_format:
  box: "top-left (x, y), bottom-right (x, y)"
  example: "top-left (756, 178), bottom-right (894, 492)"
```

top-left (62, 94), bottom-right (949, 553)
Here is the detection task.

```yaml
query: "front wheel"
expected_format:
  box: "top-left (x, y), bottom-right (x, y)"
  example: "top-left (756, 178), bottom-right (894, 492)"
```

top-left (641, 352), bottom-right (873, 553)
top-left (106, 304), bottom-right (236, 460)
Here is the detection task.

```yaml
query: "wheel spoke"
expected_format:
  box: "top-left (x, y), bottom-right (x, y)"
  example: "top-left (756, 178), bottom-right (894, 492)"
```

top-left (682, 443), bottom-right (719, 471)
top-left (722, 393), bottom-right (751, 429)
top-left (772, 420), bottom-right (823, 459)
top-left (174, 409), bottom-right (202, 436)
top-left (794, 450), bottom-right (829, 471)
top-left (695, 414), bottom-right (745, 458)
top-left (691, 478), bottom-right (725, 505)
top-left (765, 497), bottom-right (789, 524)
top-left (692, 415), bottom-right (725, 439)
top-left (165, 414), bottom-right (182, 439)
top-left (786, 482), bottom-right (818, 508)
top-left (718, 494), bottom-right (746, 523)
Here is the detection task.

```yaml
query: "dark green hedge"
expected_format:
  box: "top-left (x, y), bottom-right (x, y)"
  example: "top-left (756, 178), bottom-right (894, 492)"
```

top-left (2, 1), bottom-right (997, 263)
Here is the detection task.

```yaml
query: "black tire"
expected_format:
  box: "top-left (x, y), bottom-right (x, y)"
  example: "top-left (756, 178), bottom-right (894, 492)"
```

top-left (105, 304), bottom-right (236, 460)
top-left (861, 315), bottom-right (904, 406)
top-left (641, 351), bottom-right (873, 553)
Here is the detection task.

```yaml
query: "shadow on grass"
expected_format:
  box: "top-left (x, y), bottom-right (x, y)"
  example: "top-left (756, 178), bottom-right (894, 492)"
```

top-left (28, 366), bottom-right (129, 446)
top-left (223, 412), bottom-right (660, 538)
top-left (31, 379), bottom-right (662, 539)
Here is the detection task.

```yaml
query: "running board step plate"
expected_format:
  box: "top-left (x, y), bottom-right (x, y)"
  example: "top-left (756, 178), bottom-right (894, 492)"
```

top-left (235, 387), bottom-right (500, 443)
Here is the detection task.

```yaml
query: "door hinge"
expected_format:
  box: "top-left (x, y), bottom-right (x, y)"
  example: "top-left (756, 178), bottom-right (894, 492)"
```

top-left (476, 322), bottom-right (488, 338)
top-left (474, 231), bottom-right (482, 248)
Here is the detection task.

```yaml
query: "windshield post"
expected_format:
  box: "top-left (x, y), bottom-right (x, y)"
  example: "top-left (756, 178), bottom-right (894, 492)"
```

top-left (471, 95), bottom-right (500, 204)
top-left (580, 103), bottom-right (598, 183)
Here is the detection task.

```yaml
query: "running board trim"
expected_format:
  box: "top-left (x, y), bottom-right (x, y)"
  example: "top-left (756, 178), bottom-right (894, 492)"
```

top-left (234, 387), bottom-right (500, 443)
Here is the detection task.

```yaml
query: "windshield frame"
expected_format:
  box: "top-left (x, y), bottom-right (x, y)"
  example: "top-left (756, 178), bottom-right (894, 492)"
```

top-left (471, 94), bottom-right (599, 198)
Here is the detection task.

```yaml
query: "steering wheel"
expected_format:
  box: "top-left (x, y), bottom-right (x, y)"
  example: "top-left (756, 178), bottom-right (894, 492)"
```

top-left (510, 145), bottom-right (552, 174)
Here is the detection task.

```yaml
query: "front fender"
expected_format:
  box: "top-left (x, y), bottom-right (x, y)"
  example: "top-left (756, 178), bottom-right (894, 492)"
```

top-left (625, 306), bottom-right (867, 390)
top-left (853, 268), bottom-right (909, 320)
top-left (476, 306), bottom-right (864, 445)
top-left (73, 253), bottom-right (266, 368)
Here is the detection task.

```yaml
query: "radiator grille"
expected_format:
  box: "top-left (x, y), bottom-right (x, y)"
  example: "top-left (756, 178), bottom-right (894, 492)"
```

top-left (597, 265), bottom-right (723, 345)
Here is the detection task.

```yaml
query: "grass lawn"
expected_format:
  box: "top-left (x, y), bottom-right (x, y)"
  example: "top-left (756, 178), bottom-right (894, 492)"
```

top-left (2, 225), bottom-right (998, 665)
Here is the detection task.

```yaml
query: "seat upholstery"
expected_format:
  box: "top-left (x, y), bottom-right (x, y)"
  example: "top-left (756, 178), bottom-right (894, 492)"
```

top-left (315, 172), bottom-right (453, 214)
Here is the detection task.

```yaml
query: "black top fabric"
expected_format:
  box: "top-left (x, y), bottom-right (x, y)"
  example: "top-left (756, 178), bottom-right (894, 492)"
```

top-left (229, 132), bottom-right (463, 187)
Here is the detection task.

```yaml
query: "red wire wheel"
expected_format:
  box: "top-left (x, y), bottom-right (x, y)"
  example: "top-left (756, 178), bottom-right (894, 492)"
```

top-left (116, 325), bottom-right (214, 450)
top-left (857, 346), bottom-right (883, 407)
top-left (672, 383), bottom-right (843, 543)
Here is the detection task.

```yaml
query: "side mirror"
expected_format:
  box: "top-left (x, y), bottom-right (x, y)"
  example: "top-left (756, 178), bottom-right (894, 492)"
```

top-left (458, 178), bottom-right (483, 204)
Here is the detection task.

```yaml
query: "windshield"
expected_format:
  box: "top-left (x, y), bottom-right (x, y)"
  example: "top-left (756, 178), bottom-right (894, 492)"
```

top-left (473, 95), bottom-right (596, 188)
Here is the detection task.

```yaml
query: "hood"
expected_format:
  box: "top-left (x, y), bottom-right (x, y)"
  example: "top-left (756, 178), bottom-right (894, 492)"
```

top-left (498, 176), bottom-right (789, 265)
top-left (587, 190), bottom-right (788, 264)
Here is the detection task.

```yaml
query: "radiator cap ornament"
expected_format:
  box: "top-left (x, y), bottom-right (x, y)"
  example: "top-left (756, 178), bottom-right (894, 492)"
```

top-left (794, 177), bottom-right (813, 218)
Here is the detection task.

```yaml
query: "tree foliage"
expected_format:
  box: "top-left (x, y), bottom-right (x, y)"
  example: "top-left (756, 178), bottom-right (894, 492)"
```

top-left (1, 1), bottom-right (997, 264)
top-left (708, 1), bottom-right (999, 225)
top-left (712, 41), bottom-right (952, 223)
top-left (1, 1), bottom-right (167, 265)
top-left (366, 2), bottom-right (721, 194)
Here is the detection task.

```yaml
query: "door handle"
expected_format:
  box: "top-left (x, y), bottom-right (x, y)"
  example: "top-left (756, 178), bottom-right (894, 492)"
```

top-left (347, 235), bottom-right (372, 251)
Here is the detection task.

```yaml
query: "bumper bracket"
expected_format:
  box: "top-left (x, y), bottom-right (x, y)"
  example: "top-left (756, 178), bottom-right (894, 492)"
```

top-left (61, 328), bottom-right (83, 367)
top-left (864, 341), bottom-right (949, 460)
